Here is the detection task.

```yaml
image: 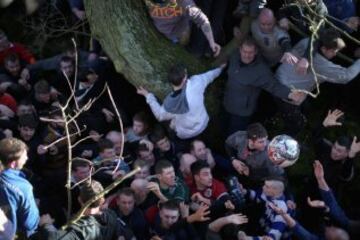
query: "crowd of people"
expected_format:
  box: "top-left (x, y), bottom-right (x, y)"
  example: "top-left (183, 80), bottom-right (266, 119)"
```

top-left (1, 0), bottom-right (360, 239)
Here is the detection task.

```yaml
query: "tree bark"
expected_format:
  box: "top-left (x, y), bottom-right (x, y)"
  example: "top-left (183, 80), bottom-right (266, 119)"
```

top-left (83, 0), bottom-right (233, 145)
top-left (83, 0), bottom-right (214, 99)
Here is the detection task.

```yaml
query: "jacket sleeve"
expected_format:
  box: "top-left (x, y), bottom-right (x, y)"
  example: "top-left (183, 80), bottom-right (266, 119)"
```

top-left (257, 73), bottom-right (291, 99)
top-left (319, 189), bottom-right (350, 229)
top-left (292, 223), bottom-right (320, 240)
top-left (39, 224), bottom-right (78, 240)
top-left (145, 93), bottom-right (175, 121)
top-left (224, 131), bottom-right (240, 158)
top-left (190, 67), bottom-right (223, 91)
top-left (27, 55), bottom-right (61, 72)
top-left (19, 187), bottom-right (40, 237)
top-left (316, 58), bottom-right (360, 84)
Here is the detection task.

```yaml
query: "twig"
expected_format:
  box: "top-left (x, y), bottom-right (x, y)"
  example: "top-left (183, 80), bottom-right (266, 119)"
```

top-left (106, 85), bottom-right (126, 174)
top-left (43, 128), bottom-right (85, 150)
top-left (62, 167), bottom-right (141, 229)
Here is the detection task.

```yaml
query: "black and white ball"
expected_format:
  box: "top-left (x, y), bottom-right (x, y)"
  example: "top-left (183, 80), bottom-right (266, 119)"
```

top-left (268, 134), bottom-right (300, 168)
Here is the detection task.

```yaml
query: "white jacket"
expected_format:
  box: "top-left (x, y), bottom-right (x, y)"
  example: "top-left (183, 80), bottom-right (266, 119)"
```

top-left (145, 67), bottom-right (222, 139)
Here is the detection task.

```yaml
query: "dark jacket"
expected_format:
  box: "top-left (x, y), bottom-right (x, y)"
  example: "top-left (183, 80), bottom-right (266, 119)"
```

top-left (223, 52), bottom-right (290, 117)
top-left (38, 209), bottom-right (133, 240)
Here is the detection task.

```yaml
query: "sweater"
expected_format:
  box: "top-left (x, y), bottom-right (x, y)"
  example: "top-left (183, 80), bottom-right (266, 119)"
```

top-left (145, 0), bottom-right (209, 42)
top-left (251, 20), bottom-right (292, 66)
top-left (145, 67), bottom-right (222, 139)
top-left (223, 52), bottom-right (290, 117)
top-left (225, 130), bottom-right (284, 183)
top-left (276, 38), bottom-right (360, 104)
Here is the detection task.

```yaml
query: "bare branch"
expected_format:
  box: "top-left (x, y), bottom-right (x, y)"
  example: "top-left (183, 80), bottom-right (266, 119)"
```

top-left (63, 167), bottom-right (141, 229)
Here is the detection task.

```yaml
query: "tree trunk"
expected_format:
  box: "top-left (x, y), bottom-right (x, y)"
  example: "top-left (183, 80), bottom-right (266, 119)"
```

top-left (83, 0), bottom-right (231, 145)
top-left (83, 0), bottom-right (214, 99)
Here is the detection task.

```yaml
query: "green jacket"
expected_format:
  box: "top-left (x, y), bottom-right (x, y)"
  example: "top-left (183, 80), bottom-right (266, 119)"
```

top-left (38, 209), bottom-right (133, 240)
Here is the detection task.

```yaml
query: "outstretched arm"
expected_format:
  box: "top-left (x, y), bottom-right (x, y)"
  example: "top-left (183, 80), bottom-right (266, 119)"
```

top-left (187, 6), bottom-right (221, 57)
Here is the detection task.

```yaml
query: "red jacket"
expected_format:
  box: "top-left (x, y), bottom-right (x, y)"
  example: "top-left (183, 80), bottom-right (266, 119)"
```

top-left (0, 43), bottom-right (35, 65)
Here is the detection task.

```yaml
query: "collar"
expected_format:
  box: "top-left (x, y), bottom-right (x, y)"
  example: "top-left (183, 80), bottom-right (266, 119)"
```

top-left (238, 56), bottom-right (257, 67)
top-left (1, 168), bottom-right (26, 178)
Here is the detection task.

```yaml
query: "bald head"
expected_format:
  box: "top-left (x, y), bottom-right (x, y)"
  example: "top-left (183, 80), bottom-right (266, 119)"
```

top-left (131, 178), bottom-right (149, 204)
top-left (258, 8), bottom-right (276, 34)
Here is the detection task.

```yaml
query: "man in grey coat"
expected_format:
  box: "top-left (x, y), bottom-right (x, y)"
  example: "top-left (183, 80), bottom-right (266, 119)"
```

top-left (223, 37), bottom-right (303, 136)
top-left (225, 123), bottom-right (284, 187)
top-left (276, 29), bottom-right (360, 136)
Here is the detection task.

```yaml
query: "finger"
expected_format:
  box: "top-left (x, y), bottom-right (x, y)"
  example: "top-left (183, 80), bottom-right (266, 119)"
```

top-left (200, 216), bottom-right (211, 222)
top-left (203, 210), bottom-right (210, 216)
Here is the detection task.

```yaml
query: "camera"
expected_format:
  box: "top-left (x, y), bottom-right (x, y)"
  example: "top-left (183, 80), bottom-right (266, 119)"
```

top-left (227, 176), bottom-right (246, 210)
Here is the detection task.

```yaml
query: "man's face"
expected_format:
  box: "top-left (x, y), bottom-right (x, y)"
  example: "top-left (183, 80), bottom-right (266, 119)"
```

top-left (160, 208), bottom-right (179, 229)
top-left (191, 141), bottom-right (207, 161)
top-left (249, 136), bottom-right (268, 151)
top-left (86, 72), bottom-right (98, 84)
top-left (156, 137), bottom-right (171, 152)
top-left (321, 47), bottom-right (340, 60)
top-left (139, 150), bottom-right (156, 165)
top-left (240, 44), bottom-right (257, 64)
top-left (262, 181), bottom-right (276, 197)
top-left (5, 60), bottom-right (21, 77)
top-left (19, 126), bottom-right (35, 141)
top-left (330, 142), bottom-right (348, 161)
top-left (60, 61), bottom-right (74, 77)
top-left (36, 92), bottom-right (51, 103)
top-left (133, 120), bottom-right (145, 136)
top-left (73, 165), bottom-right (91, 182)
top-left (158, 167), bottom-right (176, 187)
top-left (195, 168), bottom-right (213, 188)
top-left (259, 16), bottom-right (275, 34)
top-left (135, 166), bottom-right (150, 179)
top-left (17, 105), bottom-right (34, 116)
top-left (107, 135), bottom-right (123, 155)
top-left (117, 194), bottom-right (135, 216)
top-left (16, 150), bottom-right (28, 169)
top-left (100, 148), bottom-right (116, 160)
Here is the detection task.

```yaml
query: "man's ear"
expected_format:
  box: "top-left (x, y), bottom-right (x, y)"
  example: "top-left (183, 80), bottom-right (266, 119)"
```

top-left (99, 197), bottom-right (105, 206)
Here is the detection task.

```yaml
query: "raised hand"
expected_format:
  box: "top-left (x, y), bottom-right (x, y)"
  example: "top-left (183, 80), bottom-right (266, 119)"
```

top-left (307, 197), bottom-right (326, 209)
top-left (288, 90), bottom-right (307, 105)
top-left (349, 136), bottom-right (360, 158)
top-left (322, 109), bottom-right (344, 127)
top-left (281, 52), bottom-right (299, 65)
top-left (136, 86), bottom-right (149, 97)
top-left (211, 43), bottom-right (221, 57)
top-left (147, 182), bottom-right (161, 195)
top-left (224, 200), bottom-right (235, 210)
top-left (225, 213), bottom-right (248, 225)
top-left (295, 58), bottom-right (309, 75)
top-left (179, 202), bottom-right (189, 218)
top-left (232, 159), bottom-right (250, 176)
top-left (187, 203), bottom-right (211, 223)
top-left (268, 202), bottom-right (286, 215)
top-left (313, 160), bottom-right (324, 180)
